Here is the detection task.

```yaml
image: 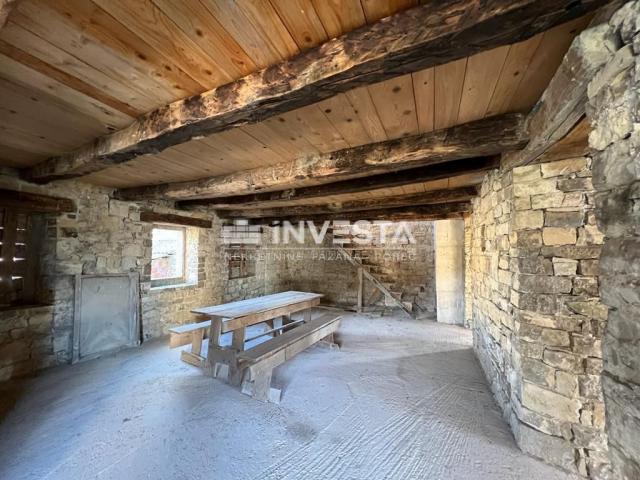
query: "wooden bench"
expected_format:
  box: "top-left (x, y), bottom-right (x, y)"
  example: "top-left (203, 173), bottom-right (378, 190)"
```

top-left (237, 312), bottom-right (342, 403)
top-left (168, 320), bottom-right (211, 368)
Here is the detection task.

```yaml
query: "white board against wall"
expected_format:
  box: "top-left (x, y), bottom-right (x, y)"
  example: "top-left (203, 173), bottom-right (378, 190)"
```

top-left (434, 219), bottom-right (465, 325)
top-left (73, 273), bottom-right (140, 363)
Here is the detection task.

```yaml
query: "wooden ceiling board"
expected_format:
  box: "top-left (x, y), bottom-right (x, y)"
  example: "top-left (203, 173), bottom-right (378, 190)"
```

top-left (412, 67), bottom-right (435, 134)
top-left (0, 22), bottom-right (157, 113)
top-left (91, 0), bottom-right (232, 88)
top-left (0, 52), bottom-right (132, 133)
top-left (368, 74), bottom-right (419, 139)
top-left (316, 94), bottom-right (374, 147)
top-left (10, 3), bottom-right (178, 109)
top-left (0, 1), bottom-right (591, 181)
top-left (310, 0), bottom-right (366, 38)
top-left (434, 57), bottom-right (467, 130)
top-left (199, 0), bottom-right (298, 69)
top-left (510, 15), bottom-right (592, 113)
top-left (47, 0), bottom-right (205, 96)
top-left (343, 86), bottom-right (389, 143)
top-left (150, 0), bottom-right (257, 79)
top-left (360, 0), bottom-right (417, 23)
top-left (485, 34), bottom-right (544, 116)
top-left (281, 104), bottom-right (350, 152)
top-left (269, 0), bottom-right (328, 51)
top-left (457, 45), bottom-right (510, 124)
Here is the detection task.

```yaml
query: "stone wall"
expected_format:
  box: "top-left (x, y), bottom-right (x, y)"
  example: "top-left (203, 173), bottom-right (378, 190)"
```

top-left (588, 3), bottom-right (640, 478)
top-left (0, 176), bottom-right (279, 381)
top-left (469, 155), bottom-right (609, 477)
top-left (266, 222), bottom-right (437, 316)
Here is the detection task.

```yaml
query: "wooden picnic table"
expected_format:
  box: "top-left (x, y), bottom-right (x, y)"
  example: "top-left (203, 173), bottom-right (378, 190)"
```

top-left (192, 291), bottom-right (323, 383)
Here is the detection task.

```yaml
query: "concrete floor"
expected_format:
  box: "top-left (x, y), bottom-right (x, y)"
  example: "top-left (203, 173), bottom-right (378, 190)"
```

top-left (0, 311), bottom-right (579, 480)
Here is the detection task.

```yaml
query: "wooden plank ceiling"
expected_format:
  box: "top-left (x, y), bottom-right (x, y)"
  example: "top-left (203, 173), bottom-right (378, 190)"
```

top-left (0, 0), bottom-right (591, 190)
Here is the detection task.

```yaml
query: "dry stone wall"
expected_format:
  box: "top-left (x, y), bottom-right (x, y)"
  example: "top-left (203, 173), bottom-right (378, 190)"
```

top-left (470, 155), bottom-right (609, 477)
top-left (266, 222), bottom-right (436, 316)
top-left (588, 3), bottom-right (640, 478)
top-left (0, 176), bottom-right (279, 381)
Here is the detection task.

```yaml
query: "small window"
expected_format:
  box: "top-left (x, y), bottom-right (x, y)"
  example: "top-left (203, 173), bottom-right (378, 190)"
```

top-left (228, 248), bottom-right (256, 280)
top-left (151, 226), bottom-right (186, 287)
top-left (0, 208), bottom-right (44, 308)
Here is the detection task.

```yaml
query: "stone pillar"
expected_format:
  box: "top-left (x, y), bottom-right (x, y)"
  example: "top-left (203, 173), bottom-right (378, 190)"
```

top-left (435, 219), bottom-right (465, 325)
top-left (588, 3), bottom-right (640, 478)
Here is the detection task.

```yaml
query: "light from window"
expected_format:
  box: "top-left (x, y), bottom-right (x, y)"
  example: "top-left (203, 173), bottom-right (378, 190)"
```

top-left (151, 227), bottom-right (185, 282)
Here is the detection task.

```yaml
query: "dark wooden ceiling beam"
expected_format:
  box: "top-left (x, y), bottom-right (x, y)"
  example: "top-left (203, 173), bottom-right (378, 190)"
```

top-left (217, 186), bottom-right (478, 219)
top-left (119, 114), bottom-right (525, 201)
top-left (180, 156), bottom-right (498, 209)
top-left (139, 210), bottom-right (212, 228)
top-left (248, 202), bottom-right (472, 225)
top-left (25, 0), bottom-right (607, 183)
top-left (0, 188), bottom-right (75, 213)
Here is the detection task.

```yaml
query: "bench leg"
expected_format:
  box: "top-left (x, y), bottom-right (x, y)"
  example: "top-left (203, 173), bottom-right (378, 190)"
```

top-left (192, 329), bottom-right (204, 356)
top-left (242, 369), bottom-right (281, 404)
top-left (319, 332), bottom-right (340, 350)
top-left (303, 309), bottom-right (312, 323)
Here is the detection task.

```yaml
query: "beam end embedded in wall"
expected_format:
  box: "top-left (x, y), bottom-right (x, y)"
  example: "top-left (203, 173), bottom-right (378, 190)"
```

top-left (139, 210), bottom-right (212, 228)
top-left (0, 188), bottom-right (75, 213)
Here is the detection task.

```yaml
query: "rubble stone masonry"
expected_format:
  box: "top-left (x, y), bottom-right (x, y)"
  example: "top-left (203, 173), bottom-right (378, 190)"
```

top-left (469, 156), bottom-right (609, 477)
top-left (588, 2), bottom-right (640, 478)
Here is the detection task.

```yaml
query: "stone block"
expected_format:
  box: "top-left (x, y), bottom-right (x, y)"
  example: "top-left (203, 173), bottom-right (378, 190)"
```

top-left (512, 256), bottom-right (552, 275)
top-left (579, 259), bottom-right (599, 276)
top-left (108, 199), bottom-right (130, 217)
top-left (513, 210), bottom-right (544, 230)
top-left (512, 165), bottom-right (541, 182)
top-left (522, 382), bottom-right (581, 422)
top-left (552, 257), bottom-right (578, 276)
top-left (540, 245), bottom-right (601, 259)
top-left (542, 227), bottom-right (577, 246)
top-left (531, 191), bottom-right (583, 210)
top-left (572, 277), bottom-right (598, 297)
top-left (555, 370), bottom-right (578, 398)
top-left (514, 196), bottom-right (531, 210)
top-left (540, 157), bottom-right (588, 178)
top-left (567, 301), bottom-right (608, 321)
top-left (579, 374), bottom-right (603, 399)
top-left (543, 350), bottom-right (584, 374)
top-left (544, 211), bottom-right (584, 228)
top-left (572, 424), bottom-right (608, 450)
top-left (514, 422), bottom-right (578, 473)
top-left (522, 357), bottom-right (555, 387)
top-left (511, 229), bottom-right (542, 248)
top-left (540, 328), bottom-right (571, 347)
top-left (576, 224), bottom-right (605, 246)
top-left (513, 179), bottom-right (558, 197)
top-left (558, 177), bottom-right (593, 192)
top-left (514, 274), bottom-right (572, 294)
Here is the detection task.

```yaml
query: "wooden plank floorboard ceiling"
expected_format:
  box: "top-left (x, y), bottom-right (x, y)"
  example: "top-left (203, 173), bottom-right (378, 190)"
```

top-left (0, 0), bottom-right (592, 190)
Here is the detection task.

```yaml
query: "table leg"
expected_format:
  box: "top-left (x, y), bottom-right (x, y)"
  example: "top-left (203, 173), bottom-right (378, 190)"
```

top-left (232, 327), bottom-right (245, 351)
top-left (303, 308), bottom-right (312, 323)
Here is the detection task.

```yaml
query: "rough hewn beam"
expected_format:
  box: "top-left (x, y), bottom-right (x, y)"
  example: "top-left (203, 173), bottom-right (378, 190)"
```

top-left (139, 210), bottom-right (212, 228)
top-left (217, 186), bottom-right (477, 219)
top-left (0, 188), bottom-right (75, 213)
top-left (25, 0), bottom-right (606, 183)
top-left (502, 6), bottom-right (621, 170)
top-left (248, 202), bottom-right (472, 225)
top-left (120, 114), bottom-right (526, 201)
top-left (179, 156), bottom-right (498, 209)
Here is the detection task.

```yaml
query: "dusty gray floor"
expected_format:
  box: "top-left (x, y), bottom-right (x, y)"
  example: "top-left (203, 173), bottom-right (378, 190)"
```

top-left (0, 312), bottom-right (579, 480)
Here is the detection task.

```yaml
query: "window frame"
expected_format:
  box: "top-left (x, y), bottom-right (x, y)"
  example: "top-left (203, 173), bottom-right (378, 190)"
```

top-left (0, 208), bottom-right (44, 308)
top-left (150, 224), bottom-right (188, 288)
top-left (227, 247), bottom-right (257, 280)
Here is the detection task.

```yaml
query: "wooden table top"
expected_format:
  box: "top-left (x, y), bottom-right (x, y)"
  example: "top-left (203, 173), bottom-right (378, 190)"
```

top-left (191, 291), bottom-right (323, 319)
